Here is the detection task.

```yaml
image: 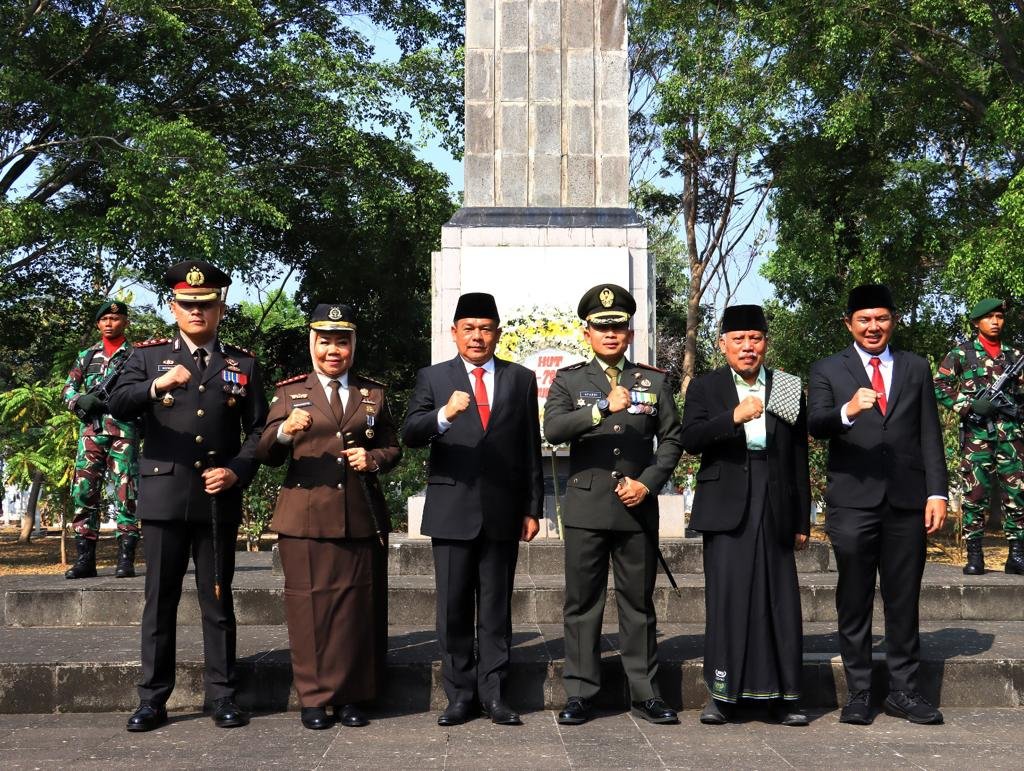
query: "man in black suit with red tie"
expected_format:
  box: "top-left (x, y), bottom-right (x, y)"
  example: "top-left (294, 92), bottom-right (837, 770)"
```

top-left (808, 284), bottom-right (948, 726)
top-left (402, 292), bottom-right (544, 727)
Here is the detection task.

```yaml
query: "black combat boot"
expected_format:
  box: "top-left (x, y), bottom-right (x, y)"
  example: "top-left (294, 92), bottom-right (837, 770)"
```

top-left (65, 537), bottom-right (97, 579)
top-left (115, 534), bottom-right (139, 578)
top-left (1005, 539), bottom-right (1024, 575)
top-left (963, 538), bottom-right (986, 575)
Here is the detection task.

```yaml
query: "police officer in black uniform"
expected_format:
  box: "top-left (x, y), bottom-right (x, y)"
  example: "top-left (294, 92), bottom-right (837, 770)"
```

top-left (108, 260), bottom-right (268, 732)
top-left (543, 284), bottom-right (683, 725)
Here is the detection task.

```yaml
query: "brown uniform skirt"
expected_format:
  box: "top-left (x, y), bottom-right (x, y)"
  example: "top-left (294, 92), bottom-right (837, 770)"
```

top-left (278, 535), bottom-right (381, 707)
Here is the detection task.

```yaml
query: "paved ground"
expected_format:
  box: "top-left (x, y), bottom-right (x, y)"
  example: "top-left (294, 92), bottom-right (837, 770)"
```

top-left (1, 708), bottom-right (1021, 769)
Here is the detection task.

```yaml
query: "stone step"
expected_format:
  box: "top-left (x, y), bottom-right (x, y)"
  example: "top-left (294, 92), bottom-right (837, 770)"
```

top-left (382, 537), bottom-right (834, 576)
top-left (1, 620), bottom-right (1021, 713)
top-left (4, 561), bottom-right (1023, 627)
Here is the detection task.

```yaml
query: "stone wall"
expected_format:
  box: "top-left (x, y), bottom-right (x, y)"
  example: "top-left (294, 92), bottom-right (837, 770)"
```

top-left (464, 0), bottom-right (630, 208)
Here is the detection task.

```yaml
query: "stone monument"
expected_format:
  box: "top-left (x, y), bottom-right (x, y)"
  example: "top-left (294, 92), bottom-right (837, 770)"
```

top-left (407, 1), bottom-right (685, 537)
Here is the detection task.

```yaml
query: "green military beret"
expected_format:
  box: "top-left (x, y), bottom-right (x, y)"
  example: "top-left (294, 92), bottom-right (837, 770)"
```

top-left (969, 298), bottom-right (1005, 321)
top-left (94, 300), bottom-right (130, 322)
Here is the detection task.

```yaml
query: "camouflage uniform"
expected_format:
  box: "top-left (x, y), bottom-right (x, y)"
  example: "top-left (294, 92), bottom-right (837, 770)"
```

top-left (934, 339), bottom-right (1024, 542)
top-left (62, 341), bottom-right (140, 540)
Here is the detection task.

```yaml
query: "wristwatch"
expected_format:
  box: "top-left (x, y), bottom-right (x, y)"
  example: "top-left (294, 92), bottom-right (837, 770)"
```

top-left (597, 398), bottom-right (612, 418)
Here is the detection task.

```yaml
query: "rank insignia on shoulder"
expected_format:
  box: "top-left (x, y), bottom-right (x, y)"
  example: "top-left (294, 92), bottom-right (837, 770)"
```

top-left (136, 338), bottom-right (171, 348)
top-left (560, 361), bottom-right (587, 371)
top-left (276, 373), bottom-right (308, 387)
top-left (223, 342), bottom-right (255, 357)
top-left (635, 362), bottom-right (667, 373)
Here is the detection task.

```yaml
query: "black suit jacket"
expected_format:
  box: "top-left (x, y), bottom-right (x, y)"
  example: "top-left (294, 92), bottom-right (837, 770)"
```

top-left (681, 366), bottom-right (811, 542)
top-left (401, 355), bottom-right (544, 541)
top-left (808, 345), bottom-right (948, 510)
top-left (108, 334), bottom-right (268, 524)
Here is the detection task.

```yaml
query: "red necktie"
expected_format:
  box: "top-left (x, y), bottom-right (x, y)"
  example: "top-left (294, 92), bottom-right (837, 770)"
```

top-left (869, 357), bottom-right (887, 415)
top-left (472, 367), bottom-right (490, 430)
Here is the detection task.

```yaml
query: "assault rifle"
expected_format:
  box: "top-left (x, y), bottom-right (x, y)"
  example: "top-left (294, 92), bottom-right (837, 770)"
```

top-left (73, 348), bottom-right (136, 431)
top-left (967, 353), bottom-right (1024, 428)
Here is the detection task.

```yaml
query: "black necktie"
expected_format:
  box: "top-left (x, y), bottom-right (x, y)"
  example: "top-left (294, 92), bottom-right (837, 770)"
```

top-left (328, 380), bottom-right (344, 423)
top-left (194, 347), bottom-right (207, 372)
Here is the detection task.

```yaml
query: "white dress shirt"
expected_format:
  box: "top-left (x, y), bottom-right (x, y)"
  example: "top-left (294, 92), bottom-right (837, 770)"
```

top-left (437, 357), bottom-right (496, 432)
top-left (733, 366), bottom-right (767, 450)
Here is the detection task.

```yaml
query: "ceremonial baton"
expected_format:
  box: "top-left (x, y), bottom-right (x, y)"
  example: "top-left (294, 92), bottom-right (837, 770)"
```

top-left (344, 432), bottom-right (387, 547)
top-left (612, 471), bottom-right (679, 593)
top-left (204, 450), bottom-right (223, 601)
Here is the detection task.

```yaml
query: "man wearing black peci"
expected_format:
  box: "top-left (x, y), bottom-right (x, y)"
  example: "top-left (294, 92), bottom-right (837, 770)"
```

top-left (402, 292), bottom-right (544, 727)
top-left (108, 260), bottom-right (268, 732)
top-left (680, 304), bottom-right (810, 726)
top-left (808, 284), bottom-right (948, 725)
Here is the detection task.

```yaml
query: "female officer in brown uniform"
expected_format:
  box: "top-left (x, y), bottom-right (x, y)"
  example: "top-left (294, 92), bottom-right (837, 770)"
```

top-left (258, 304), bottom-right (400, 730)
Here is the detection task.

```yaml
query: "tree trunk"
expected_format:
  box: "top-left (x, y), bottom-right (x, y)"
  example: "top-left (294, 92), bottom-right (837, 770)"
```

top-left (18, 468), bottom-right (44, 544)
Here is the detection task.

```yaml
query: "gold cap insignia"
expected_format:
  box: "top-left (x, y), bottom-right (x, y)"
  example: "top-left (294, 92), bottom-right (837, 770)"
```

top-left (186, 266), bottom-right (205, 286)
top-left (110, 303), bottom-right (119, 313)
top-left (328, 306), bottom-right (342, 320)
top-left (599, 288), bottom-right (614, 308)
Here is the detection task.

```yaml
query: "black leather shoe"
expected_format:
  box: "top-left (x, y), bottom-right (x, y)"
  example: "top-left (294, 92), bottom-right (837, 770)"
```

top-left (300, 707), bottom-right (333, 730)
top-left (557, 696), bottom-right (592, 725)
top-left (437, 700), bottom-right (476, 727)
top-left (482, 699), bottom-right (522, 726)
top-left (337, 704), bottom-right (368, 727)
top-left (126, 701), bottom-right (167, 732)
top-left (1006, 539), bottom-right (1024, 575)
top-left (212, 697), bottom-right (249, 728)
top-left (883, 690), bottom-right (943, 724)
top-left (631, 697), bottom-right (679, 724)
top-left (839, 690), bottom-right (873, 725)
top-left (770, 701), bottom-right (809, 727)
top-left (699, 699), bottom-right (731, 725)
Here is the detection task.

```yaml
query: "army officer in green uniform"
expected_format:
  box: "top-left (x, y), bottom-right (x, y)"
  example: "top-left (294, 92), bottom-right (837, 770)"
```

top-left (543, 284), bottom-right (683, 725)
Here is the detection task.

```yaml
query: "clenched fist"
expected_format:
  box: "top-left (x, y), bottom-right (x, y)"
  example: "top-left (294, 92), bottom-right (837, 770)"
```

top-left (845, 387), bottom-right (878, 419)
top-left (154, 364), bottom-right (191, 394)
top-left (607, 385), bottom-right (631, 413)
top-left (343, 446), bottom-right (378, 472)
top-left (282, 407), bottom-right (312, 436)
top-left (444, 390), bottom-right (472, 421)
top-left (733, 395), bottom-right (764, 425)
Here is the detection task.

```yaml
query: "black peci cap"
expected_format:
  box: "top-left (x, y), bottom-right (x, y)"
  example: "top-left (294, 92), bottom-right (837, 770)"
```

top-left (846, 284), bottom-right (894, 315)
top-left (453, 292), bottom-right (500, 323)
top-left (720, 304), bottom-right (768, 333)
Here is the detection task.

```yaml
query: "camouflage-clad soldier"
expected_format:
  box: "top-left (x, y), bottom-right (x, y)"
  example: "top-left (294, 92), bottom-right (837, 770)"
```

top-left (934, 298), bottom-right (1024, 575)
top-left (61, 300), bottom-right (141, 579)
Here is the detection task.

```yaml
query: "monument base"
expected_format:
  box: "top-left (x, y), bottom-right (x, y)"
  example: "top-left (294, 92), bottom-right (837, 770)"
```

top-left (406, 489), bottom-right (687, 540)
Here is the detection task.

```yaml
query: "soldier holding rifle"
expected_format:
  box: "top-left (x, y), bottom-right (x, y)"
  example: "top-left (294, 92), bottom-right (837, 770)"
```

top-left (108, 260), bottom-right (267, 732)
top-left (935, 298), bottom-right (1024, 575)
top-left (61, 300), bottom-right (141, 579)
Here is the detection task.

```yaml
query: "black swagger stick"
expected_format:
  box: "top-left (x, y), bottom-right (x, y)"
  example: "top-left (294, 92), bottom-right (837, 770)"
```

top-left (204, 450), bottom-right (223, 600)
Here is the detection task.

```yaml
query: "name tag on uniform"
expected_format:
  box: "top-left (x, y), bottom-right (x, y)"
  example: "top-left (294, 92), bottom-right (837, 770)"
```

top-left (156, 364), bottom-right (175, 372)
top-left (291, 401), bottom-right (313, 409)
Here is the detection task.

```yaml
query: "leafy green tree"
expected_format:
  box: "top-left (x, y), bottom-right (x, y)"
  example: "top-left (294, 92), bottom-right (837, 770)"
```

top-left (631, 0), bottom-right (789, 390)
top-left (1, 0), bottom-right (461, 384)
top-left (751, 0), bottom-right (1023, 360)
